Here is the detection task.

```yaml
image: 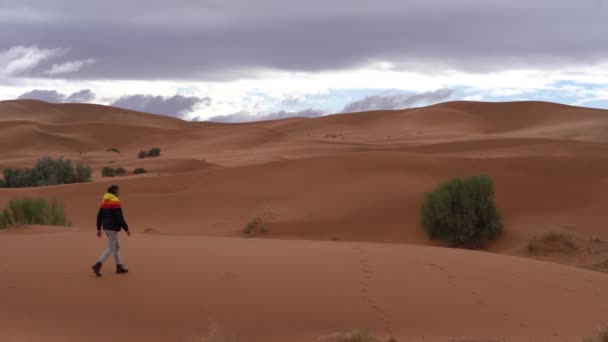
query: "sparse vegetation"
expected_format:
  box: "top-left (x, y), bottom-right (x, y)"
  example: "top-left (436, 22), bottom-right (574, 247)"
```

top-left (332, 329), bottom-right (376, 342)
top-left (243, 216), bottom-right (266, 236)
top-left (148, 147), bottom-right (161, 157)
top-left (0, 198), bottom-right (70, 229)
top-left (420, 175), bottom-right (503, 248)
top-left (106, 148), bottom-right (120, 153)
top-left (528, 231), bottom-right (577, 253)
top-left (582, 323), bottom-right (608, 342)
top-left (101, 166), bottom-right (116, 177)
top-left (1, 156), bottom-right (92, 188)
top-left (133, 168), bottom-right (147, 175)
top-left (137, 147), bottom-right (161, 159)
top-left (102, 166), bottom-right (130, 177)
top-left (115, 167), bottom-right (127, 176)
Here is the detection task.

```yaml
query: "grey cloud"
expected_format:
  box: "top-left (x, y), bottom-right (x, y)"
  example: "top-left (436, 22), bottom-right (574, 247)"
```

top-left (208, 108), bottom-right (325, 123)
top-left (110, 94), bottom-right (210, 117)
top-left (17, 88), bottom-right (96, 103)
top-left (2, 0), bottom-right (607, 80)
top-left (342, 88), bottom-right (454, 113)
top-left (65, 89), bottom-right (95, 102)
top-left (281, 96), bottom-right (303, 106)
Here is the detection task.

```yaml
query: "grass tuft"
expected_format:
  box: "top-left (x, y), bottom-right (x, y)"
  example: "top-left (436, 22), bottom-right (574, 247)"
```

top-left (0, 198), bottom-right (70, 229)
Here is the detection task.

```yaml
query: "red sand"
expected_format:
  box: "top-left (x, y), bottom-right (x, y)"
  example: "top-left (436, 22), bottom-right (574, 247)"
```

top-left (1, 99), bottom-right (607, 341)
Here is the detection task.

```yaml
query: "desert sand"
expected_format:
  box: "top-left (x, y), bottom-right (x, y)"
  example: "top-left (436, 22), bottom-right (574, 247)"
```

top-left (1, 99), bottom-right (607, 341)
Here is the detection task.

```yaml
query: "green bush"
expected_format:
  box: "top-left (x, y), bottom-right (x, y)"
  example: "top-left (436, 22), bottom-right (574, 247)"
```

top-left (75, 161), bottom-right (92, 182)
top-left (133, 168), bottom-right (147, 175)
top-left (0, 198), bottom-right (70, 229)
top-left (1, 157), bottom-right (91, 188)
top-left (138, 150), bottom-right (148, 159)
top-left (420, 175), bottom-right (503, 248)
top-left (0, 179), bottom-right (5, 188)
top-left (148, 147), bottom-right (161, 157)
top-left (101, 167), bottom-right (116, 177)
top-left (115, 167), bottom-right (127, 176)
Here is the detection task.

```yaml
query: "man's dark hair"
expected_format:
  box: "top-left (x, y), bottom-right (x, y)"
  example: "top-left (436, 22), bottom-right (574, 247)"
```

top-left (107, 184), bottom-right (120, 195)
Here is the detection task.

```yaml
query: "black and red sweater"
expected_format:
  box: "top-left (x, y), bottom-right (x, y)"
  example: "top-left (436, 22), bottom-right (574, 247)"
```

top-left (96, 193), bottom-right (129, 232)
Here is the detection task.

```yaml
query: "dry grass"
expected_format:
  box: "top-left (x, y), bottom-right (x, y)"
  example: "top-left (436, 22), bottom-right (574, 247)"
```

top-left (330, 329), bottom-right (376, 342)
top-left (528, 231), bottom-right (577, 253)
top-left (243, 209), bottom-right (272, 237)
top-left (243, 216), bottom-right (266, 236)
top-left (582, 323), bottom-right (608, 342)
top-left (0, 198), bottom-right (70, 229)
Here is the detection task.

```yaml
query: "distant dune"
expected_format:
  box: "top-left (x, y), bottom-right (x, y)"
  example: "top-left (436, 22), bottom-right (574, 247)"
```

top-left (1, 99), bottom-right (607, 341)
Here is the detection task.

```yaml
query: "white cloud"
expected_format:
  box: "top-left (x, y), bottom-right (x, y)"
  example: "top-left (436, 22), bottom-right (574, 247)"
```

top-left (0, 45), bottom-right (63, 76)
top-left (574, 88), bottom-right (608, 104)
top-left (2, 60), bottom-right (608, 120)
top-left (45, 58), bottom-right (96, 75)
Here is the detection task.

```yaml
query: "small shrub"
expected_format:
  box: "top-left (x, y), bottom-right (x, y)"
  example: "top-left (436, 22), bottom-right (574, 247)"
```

top-left (133, 168), bottom-right (147, 175)
top-left (115, 167), bottom-right (127, 176)
top-left (528, 231), bottom-right (577, 253)
top-left (138, 150), bottom-right (148, 159)
top-left (101, 167), bottom-right (116, 177)
top-left (243, 216), bottom-right (266, 236)
top-left (148, 147), bottom-right (161, 157)
top-left (0, 179), bottom-right (5, 188)
top-left (582, 323), bottom-right (608, 342)
top-left (420, 175), bottom-right (503, 248)
top-left (0, 198), bottom-right (69, 228)
top-left (106, 148), bottom-right (120, 153)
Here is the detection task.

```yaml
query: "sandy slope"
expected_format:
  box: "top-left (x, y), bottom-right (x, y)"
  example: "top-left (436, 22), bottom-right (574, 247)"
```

top-left (1, 99), bottom-right (608, 341)
top-left (1, 229), bottom-right (607, 342)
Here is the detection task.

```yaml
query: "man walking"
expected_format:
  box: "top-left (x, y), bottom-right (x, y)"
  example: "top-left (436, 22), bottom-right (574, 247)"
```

top-left (92, 184), bottom-right (130, 276)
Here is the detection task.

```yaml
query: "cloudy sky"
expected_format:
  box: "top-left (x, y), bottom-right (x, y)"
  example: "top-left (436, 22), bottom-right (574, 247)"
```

top-left (1, 0), bottom-right (607, 122)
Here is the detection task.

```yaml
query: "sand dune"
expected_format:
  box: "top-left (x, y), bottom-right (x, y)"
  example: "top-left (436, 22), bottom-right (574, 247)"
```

top-left (1, 99), bottom-right (608, 341)
top-left (1, 231), bottom-right (607, 342)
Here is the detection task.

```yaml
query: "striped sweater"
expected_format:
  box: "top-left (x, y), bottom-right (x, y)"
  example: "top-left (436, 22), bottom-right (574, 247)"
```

top-left (96, 193), bottom-right (129, 232)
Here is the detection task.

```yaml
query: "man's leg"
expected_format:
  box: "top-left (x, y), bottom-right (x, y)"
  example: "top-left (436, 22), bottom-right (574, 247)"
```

top-left (110, 231), bottom-right (123, 265)
top-left (92, 230), bottom-right (114, 276)
top-left (110, 231), bottom-right (128, 274)
top-left (98, 231), bottom-right (115, 264)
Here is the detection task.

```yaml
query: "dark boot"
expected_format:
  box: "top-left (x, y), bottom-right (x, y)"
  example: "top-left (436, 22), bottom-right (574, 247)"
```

top-left (116, 264), bottom-right (129, 274)
top-left (92, 262), bottom-right (102, 277)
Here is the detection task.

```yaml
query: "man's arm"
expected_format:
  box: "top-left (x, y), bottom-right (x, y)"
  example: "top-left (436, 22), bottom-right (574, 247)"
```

top-left (96, 208), bottom-right (103, 231)
top-left (115, 208), bottom-right (129, 232)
